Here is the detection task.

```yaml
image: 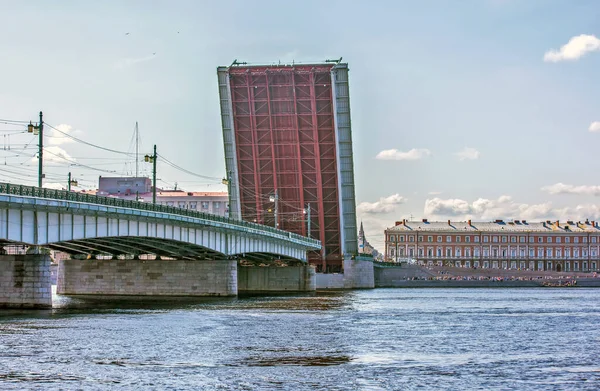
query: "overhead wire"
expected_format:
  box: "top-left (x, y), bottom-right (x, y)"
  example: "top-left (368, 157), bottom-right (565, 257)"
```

top-left (44, 122), bottom-right (135, 156)
top-left (157, 153), bottom-right (222, 181)
top-left (43, 147), bottom-right (118, 174)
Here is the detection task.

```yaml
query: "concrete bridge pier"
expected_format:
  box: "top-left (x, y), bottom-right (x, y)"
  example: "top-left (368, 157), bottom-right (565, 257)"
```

top-left (237, 265), bottom-right (316, 294)
top-left (0, 254), bottom-right (52, 308)
top-left (57, 258), bottom-right (237, 297)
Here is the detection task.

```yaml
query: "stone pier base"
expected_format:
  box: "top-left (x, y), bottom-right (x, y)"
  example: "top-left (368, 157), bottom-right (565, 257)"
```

top-left (237, 265), bottom-right (316, 294)
top-left (316, 257), bottom-right (375, 290)
top-left (58, 259), bottom-right (237, 297)
top-left (0, 254), bottom-right (52, 308)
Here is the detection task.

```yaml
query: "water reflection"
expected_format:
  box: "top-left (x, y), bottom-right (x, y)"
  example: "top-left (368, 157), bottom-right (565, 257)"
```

top-left (1, 289), bottom-right (599, 390)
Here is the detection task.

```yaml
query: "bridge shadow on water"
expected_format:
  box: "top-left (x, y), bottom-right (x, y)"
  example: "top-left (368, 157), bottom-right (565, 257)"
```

top-left (0, 286), bottom-right (353, 319)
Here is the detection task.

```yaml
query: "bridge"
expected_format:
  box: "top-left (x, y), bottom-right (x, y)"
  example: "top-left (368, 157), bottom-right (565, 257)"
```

top-left (0, 183), bottom-right (321, 308)
top-left (0, 183), bottom-right (320, 261)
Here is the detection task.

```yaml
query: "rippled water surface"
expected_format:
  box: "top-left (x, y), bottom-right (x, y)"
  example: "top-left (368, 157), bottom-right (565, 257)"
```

top-left (1, 288), bottom-right (600, 390)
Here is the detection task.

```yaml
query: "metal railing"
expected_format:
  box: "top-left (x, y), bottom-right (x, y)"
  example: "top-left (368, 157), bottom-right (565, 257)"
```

top-left (0, 182), bottom-right (321, 248)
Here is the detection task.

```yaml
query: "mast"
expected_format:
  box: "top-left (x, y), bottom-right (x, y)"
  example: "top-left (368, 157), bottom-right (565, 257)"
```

top-left (135, 121), bottom-right (139, 177)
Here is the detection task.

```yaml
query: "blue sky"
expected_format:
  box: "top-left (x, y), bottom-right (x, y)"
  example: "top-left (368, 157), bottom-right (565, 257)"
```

top-left (1, 0), bottom-right (600, 249)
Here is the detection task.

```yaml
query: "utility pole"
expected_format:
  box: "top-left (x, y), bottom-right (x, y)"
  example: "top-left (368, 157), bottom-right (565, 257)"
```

top-left (135, 122), bottom-right (139, 178)
top-left (304, 203), bottom-right (311, 238)
top-left (144, 145), bottom-right (157, 204)
top-left (274, 189), bottom-right (278, 229)
top-left (38, 111), bottom-right (43, 188)
top-left (270, 189), bottom-right (279, 229)
top-left (152, 144), bottom-right (157, 204)
top-left (67, 172), bottom-right (77, 192)
top-left (223, 170), bottom-right (232, 218)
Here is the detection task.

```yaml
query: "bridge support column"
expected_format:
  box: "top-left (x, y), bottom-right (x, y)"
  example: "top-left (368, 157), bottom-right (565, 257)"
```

top-left (0, 254), bottom-right (52, 308)
top-left (237, 265), bottom-right (316, 294)
top-left (58, 259), bottom-right (237, 297)
top-left (315, 256), bottom-right (375, 290)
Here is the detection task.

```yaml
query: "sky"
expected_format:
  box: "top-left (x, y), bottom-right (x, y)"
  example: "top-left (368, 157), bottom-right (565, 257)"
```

top-left (1, 0), bottom-right (600, 250)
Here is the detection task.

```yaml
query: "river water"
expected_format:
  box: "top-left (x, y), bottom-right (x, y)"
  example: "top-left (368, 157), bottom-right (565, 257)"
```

top-left (1, 288), bottom-right (599, 390)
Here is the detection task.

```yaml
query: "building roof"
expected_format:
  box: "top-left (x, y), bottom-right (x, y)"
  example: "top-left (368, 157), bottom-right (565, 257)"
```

top-left (386, 220), bottom-right (600, 233)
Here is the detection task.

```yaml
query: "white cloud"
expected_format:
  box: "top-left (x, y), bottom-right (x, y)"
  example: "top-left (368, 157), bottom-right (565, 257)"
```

top-left (424, 195), bottom-right (554, 221)
top-left (375, 148), bottom-right (431, 161)
top-left (357, 194), bottom-right (407, 214)
top-left (41, 146), bottom-right (75, 163)
top-left (48, 124), bottom-right (76, 146)
top-left (589, 121), bottom-right (600, 132)
top-left (114, 54), bottom-right (156, 69)
top-left (543, 34), bottom-right (600, 62)
top-left (454, 147), bottom-right (481, 161)
top-left (541, 183), bottom-right (600, 196)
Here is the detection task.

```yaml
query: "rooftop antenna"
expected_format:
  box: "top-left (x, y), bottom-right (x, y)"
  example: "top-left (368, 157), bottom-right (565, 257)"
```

top-left (230, 59), bottom-right (247, 67)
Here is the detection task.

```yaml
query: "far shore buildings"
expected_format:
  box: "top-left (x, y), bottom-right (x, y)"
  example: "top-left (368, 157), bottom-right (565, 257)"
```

top-left (385, 219), bottom-right (600, 272)
top-left (82, 176), bottom-right (229, 217)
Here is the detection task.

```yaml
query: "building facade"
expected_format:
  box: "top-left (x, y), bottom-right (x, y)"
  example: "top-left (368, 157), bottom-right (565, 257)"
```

top-left (385, 219), bottom-right (600, 272)
top-left (217, 61), bottom-right (358, 272)
top-left (94, 176), bottom-right (228, 217)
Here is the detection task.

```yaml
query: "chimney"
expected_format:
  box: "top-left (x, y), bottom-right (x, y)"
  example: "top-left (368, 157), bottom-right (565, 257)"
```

top-left (522, 220), bottom-right (527, 224)
top-left (447, 220), bottom-right (451, 225)
top-left (395, 221), bottom-right (402, 226)
top-left (422, 218), bottom-right (428, 223)
top-left (555, 220), bottom-right (559, 227)
top-left (403, 219), bottom-right (406, 225)
top-left (593, 221), bottom-right (596, 228)
top-left (468, 219), bottom-right (472, 226)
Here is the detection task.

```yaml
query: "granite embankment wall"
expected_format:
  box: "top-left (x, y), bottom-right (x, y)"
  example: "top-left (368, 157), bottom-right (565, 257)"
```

top-left (374, 263), bottom-right (600, 288)
top-left (0, 255), bottom-right (52, 308)
top-left (58, 259), bottom-right (237, 296)
top-left (316, 258), bottom-right (375, 290)
top-left (373, 278), bottom-right (600, 288)
top-left (375, 264), bottom-right (436, 287)
top-left (238, 265), bottom-right (316, 293)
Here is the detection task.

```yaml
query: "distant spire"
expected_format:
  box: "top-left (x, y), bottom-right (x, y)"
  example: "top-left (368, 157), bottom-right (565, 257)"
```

top-left (359, 221), bottom-right (364, 237)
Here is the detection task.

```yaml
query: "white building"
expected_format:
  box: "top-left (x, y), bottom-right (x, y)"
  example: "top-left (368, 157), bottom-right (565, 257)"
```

top-left (92, 176), bottom-right (229, 217)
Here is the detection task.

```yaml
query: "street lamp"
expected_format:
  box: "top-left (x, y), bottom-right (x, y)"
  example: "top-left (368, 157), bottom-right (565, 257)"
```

top-left (303, 203), bottom-right (311, 238)
top-left (269, 189), bottom-right (278, 229)
top-left (67, 172), bottom-right (78, 191)
top-left (144, 145), bottom-right (157, 204)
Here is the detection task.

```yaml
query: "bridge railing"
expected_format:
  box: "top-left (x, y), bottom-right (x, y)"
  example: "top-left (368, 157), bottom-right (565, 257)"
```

top-left (0, 182), bottom-right (321, 248)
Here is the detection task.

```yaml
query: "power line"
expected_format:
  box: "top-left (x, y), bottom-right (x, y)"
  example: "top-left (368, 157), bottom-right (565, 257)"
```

top-left (0, 119), bottom-right (30, 125)
top-left (157, 153), bottom-right (222, 181)
top-left (43, 147), bottom-right (118, 174)
top-left (44, 122), bottom-right (134, 156)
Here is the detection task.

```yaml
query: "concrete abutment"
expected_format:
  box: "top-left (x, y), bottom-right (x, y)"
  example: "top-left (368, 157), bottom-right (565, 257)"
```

top-left (58, 259), bottom-right (238, 297)
top-left (0, 254), bottom-right (52, 308)
top-left (316, 257), bottom-right (375, 290)
top-left (238, 265), bottom-right (316, 294)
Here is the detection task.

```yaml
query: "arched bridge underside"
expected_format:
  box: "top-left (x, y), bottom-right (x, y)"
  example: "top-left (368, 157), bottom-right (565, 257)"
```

top-left (0, 194), bottom-right (321, 262)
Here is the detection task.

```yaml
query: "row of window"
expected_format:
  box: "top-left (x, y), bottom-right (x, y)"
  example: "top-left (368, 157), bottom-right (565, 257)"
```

top-left (388, 235), bottom-right (596, 244)
top-left (389, 247), bottom-right (598, 258)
